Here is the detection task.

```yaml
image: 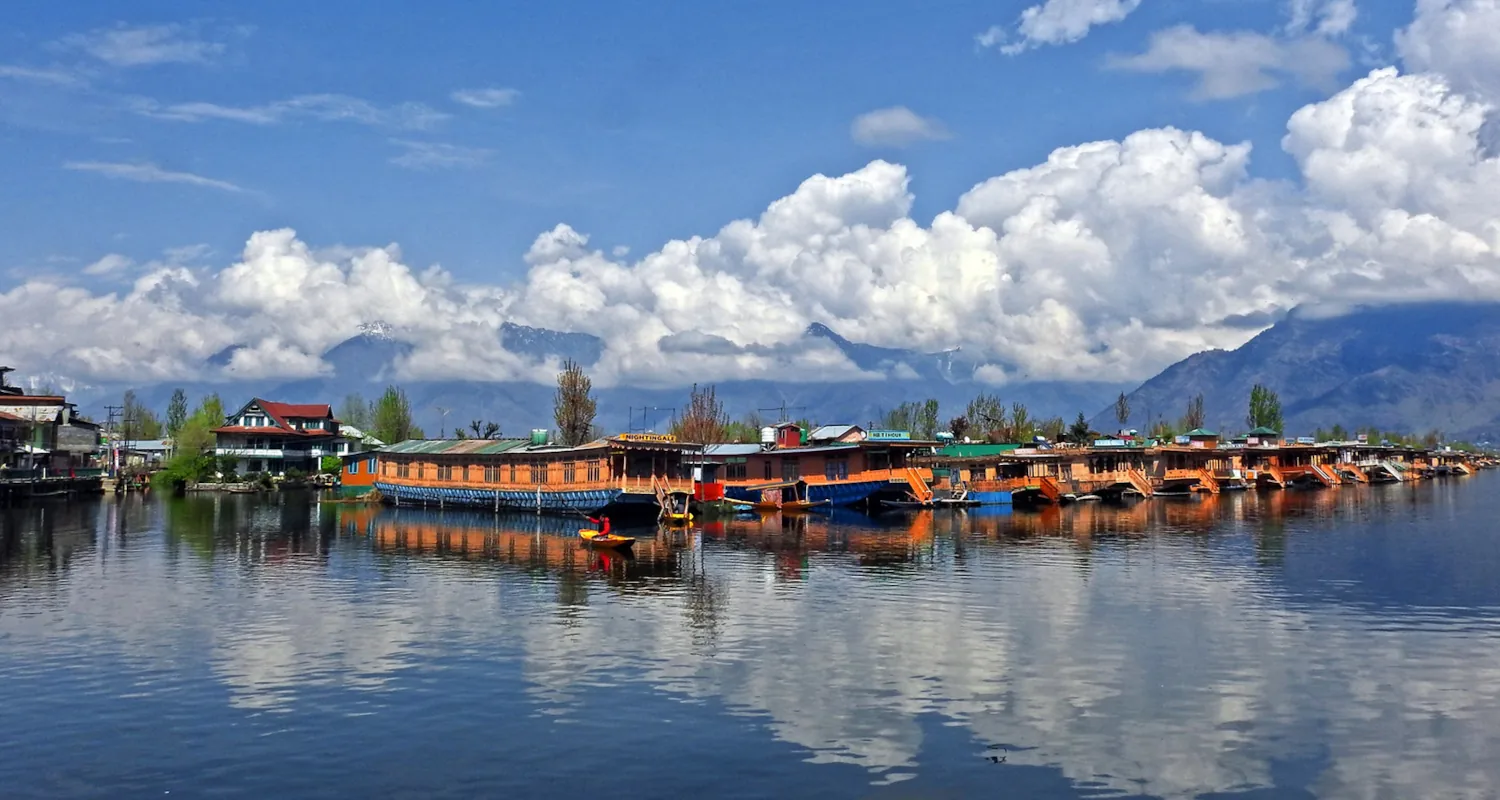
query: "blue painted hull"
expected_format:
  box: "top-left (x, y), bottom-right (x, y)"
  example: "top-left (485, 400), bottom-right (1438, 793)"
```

top-left (375, 482), bottom-right (657, 517)
top-left (966, 490), bottom-right (1013, 506)
top-left (723, 479), bottom-right (887, 508)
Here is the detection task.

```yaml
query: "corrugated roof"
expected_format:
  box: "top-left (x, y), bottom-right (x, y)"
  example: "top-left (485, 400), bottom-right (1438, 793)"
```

top-left (758, 443), bottom-right (860, 456)
top-left (938, 443), bottom-right (1020, 458)
top-left (808, 424), bottom-right (860, 440)
top-left (704, 443), bottom-right (764, 456)
top-left (1184, 428), bottom-right (1219, 437)
top-left (380, 438), bottom-right (532, 455)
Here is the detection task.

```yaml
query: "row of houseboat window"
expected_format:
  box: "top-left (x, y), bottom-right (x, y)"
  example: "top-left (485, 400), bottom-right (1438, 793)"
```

top-left (384, 460), bottom-right (604, 485)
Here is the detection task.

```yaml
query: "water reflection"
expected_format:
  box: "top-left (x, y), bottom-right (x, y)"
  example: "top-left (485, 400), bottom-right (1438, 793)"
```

top-left (0, 480), bottom-right (1497, 798)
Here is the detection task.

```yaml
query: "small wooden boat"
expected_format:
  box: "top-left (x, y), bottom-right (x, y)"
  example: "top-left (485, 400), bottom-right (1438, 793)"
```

top-left (662, 511), bottom-right (694, 526)
top-left (579, 529), bottom-right (635, 548)
top-left (741, 480), bottom-right (830, 512)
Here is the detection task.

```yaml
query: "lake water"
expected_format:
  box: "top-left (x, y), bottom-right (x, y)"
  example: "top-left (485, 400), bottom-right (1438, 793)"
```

top-left (3, 478), bottom-right (1500, 799)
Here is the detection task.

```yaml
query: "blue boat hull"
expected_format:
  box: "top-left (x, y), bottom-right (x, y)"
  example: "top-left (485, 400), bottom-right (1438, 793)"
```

top-left (723, 479), bottom-right (887, 508)
top-left (374, 482), bottom-right (657, 517)
top-left (966, 490), bottom-right (1013, 506)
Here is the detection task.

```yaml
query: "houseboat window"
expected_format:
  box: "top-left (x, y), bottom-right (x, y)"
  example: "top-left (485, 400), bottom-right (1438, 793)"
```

top-left (586, 461), bottom-right (601, 482)
top-left (781, 458), bottom-right (800, 481)
top-left (347, 462), bottom-right (358, 475)
top-left (532, 464), bottom-right (549, 484)
top-left (824, 458), bottom-right (849, 480)
top-left (763, 461), bottom-right (773, 481)
top-left (563, 462), bottom-right (577, 483)
top-left (396, 463), bottom-right (410, 478)
top-left (484, 465), bottom-right (500, 483)
top-left (509, 463), bottom-right (517, 483)
top-left (727, 462), bottom-right (747, 480)
top-left (367, 457), bottom-right (376, 473)
top-left (437, 464), bottom-right (454, 481)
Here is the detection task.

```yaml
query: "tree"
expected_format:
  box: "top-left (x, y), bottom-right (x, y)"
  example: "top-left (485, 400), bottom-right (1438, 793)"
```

top-left (879, 399), bottom-right (940, 439)
top-left (1067, 412), bottom-right (1093, 445)
top-left (462, 419), bottom-right (501, 439)
top-left (965, 393), bottom-right (1006, 442)
top-left (1114, 392), bottom-right (1132, 429)
top-left (122, 390), bottom-right (164, 440)
top-left (1330, 423), bottom-right (1348, 442)
top-left (173, 394), bottom-right (225, 456)
top-left (1009, 402), bottom-right (1036, 442)
top-left (1183, 393), bottom-right (1206, 431)
top-left (338, 393), bottom-right (373, 430)
top-left (672, 383), bottom-right (729, 443)
top-left (554, 359), bottom-right (598, 447)
top-left (372, 386), bottom-right (420, 444)
top-left (1246, 384), bottom-right (1283, 432)
top-left (166, 388), bottom-right (188, 438)
top-left (948, 415), bottom-right (970, 441)
top-left (1040, 416), bottom-right (1065, 442)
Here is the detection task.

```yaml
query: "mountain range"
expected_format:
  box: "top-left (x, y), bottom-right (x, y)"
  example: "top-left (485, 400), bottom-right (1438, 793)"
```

top-left (1098, 302), bottom-right (1500, 442)
top-left (18, 302), bottom-right (1499, 442)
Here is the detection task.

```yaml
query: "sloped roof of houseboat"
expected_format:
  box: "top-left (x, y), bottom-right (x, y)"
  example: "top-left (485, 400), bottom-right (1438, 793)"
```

top-left (703, 443), bottom-right (764, 456)
top-left (1184, 428), bottom-right (1219, 437)
top-left (808, 424), bottom-right (860, 441)
top-left (380, 438), bottom-right (534, 455)
top-left (760, 443), bottom-right (861, 456)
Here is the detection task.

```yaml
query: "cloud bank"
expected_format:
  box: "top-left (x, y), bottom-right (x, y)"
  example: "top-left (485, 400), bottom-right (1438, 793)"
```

top-left (3, 0), bottom-right (1499, 391)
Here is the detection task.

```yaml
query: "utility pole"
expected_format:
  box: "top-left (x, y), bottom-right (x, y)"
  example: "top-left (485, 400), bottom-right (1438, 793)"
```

top-left (435, 406), bottom-right (450, 439)
top-left (629, 406), bottom-right (676, 433)
top-left (105, 405), bottom-right (123, 477)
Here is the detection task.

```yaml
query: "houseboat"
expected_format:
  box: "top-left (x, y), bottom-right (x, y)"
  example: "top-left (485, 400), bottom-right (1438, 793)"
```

top-left (705, 423), bottom-right (937, 509)
top-left (373, 433), bottom-right (698, 518)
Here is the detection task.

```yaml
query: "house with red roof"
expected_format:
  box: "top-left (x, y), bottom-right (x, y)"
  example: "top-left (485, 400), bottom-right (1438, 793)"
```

top-left (213, 398), bottom-right (341, 476)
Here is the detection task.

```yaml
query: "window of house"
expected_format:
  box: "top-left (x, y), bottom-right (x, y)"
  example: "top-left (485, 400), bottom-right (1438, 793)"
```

top-left (347, 461), bottom-right (358, 475)
top-left (534, 463), bottom-right (550, 484)
top-left (727, 462), bottom-right (747, 480)
top-left (368, 457), bottom-right (377, 473)
top-left (763, 460), bottom-right (773, 481)
top-left (781, 458), bottom-right (800, 481)
top-left (508, 463), bottom-right (517, 483)
top-left (484, 465), bottom-right (500, 483)
top-left (563, 462), bottom-right (577, 483)
top-left (586, 461), bottom-right (601, 482)
top-left (824, 458), bottom-right (849, 481)
top-left (437, 464), bottom-right (454, 481)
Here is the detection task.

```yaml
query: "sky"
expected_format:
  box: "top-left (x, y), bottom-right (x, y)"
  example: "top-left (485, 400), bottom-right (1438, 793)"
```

top-left (1, 0), bottom-right (1498, 389)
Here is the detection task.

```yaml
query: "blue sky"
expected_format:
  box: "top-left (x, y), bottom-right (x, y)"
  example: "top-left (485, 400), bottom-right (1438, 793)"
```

top-left (3, 0), bottom-right (1496, 390)
top-left (2, 0), bottom-right (1413, 283)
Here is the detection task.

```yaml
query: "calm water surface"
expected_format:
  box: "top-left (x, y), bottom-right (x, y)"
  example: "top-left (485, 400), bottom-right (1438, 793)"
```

top-left (4, 478), bottom-right (1500, 799)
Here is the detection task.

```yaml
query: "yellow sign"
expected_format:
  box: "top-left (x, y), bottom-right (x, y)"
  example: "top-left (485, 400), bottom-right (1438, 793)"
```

top-left (616, 433), bottom-right (678, 444)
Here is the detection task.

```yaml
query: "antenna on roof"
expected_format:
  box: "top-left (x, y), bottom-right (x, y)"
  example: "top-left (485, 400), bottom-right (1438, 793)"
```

top-left (629, 406), bottom-right (676, 433)
top-left (758, 402), bottom-right (807, 423)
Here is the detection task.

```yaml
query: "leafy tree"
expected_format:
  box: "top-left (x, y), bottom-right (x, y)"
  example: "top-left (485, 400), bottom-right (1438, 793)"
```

top-left (948, 415), bottom-right (970, 441)
top-left (173, 394), bottom-right (224, 456)
top-left (879, 399), bottom-right (940, 439)
top-left (1246, 384), bottom-right (1283, 432)
top-left (320, 455), bottom-right (343, 474)
top-left (553, 359), bottom-right (598, 447)
top-left (372, 386), bottom-right (420, 444)
top-left (338, 393), bottom-right (374, 430)
top-left (965, 393), bottom-right (1006, 442)
top-left (1114, 392), bottom-right (1132, 429)
top-left (166, 388), bottom-right (188, 438)
top-left (1039, 416), bottom-right (1066, 442)
top-left (122, 390), bottom-right (164, 440)
top-left (1009, 402), bottom-right (1036, 442)
top-left (1182, 393), bottom-right (1206, 431)
top-left (1067, 412), bottom-right (1093, 445)
top-left (672, 384), bottom-right (729, 443)
top-left (1330, 423), bottom-right (1349, 442)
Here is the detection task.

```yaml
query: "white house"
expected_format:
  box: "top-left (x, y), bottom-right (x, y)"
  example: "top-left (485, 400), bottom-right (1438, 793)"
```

top-left (213, 398), bottom-right (341, 475)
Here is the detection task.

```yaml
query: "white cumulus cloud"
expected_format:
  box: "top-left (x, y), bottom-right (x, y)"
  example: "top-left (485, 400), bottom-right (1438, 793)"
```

top-left (1396, 0), bottom-right (1500, 100)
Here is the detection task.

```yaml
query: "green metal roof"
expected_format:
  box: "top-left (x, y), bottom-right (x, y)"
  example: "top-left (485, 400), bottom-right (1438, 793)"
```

top-left (1184, 428), bottom-right (1219, 437)
top-left (379, 438), bottom-right (533, 455)
top-left (1246, 426), bottom-right (1280, 436)
top-left (938, 443), bottom-right (1020, 458)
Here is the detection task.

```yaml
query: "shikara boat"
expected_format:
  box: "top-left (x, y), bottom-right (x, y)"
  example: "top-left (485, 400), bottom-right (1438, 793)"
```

top-left (579, 529), bottom-right (636, 548)
top-left (742, 480), bottom-right (829, 512)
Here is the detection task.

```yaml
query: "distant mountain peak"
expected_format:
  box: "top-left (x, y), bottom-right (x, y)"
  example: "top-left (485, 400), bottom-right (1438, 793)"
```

top-left (357, 320), bottom-right (396, 340)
